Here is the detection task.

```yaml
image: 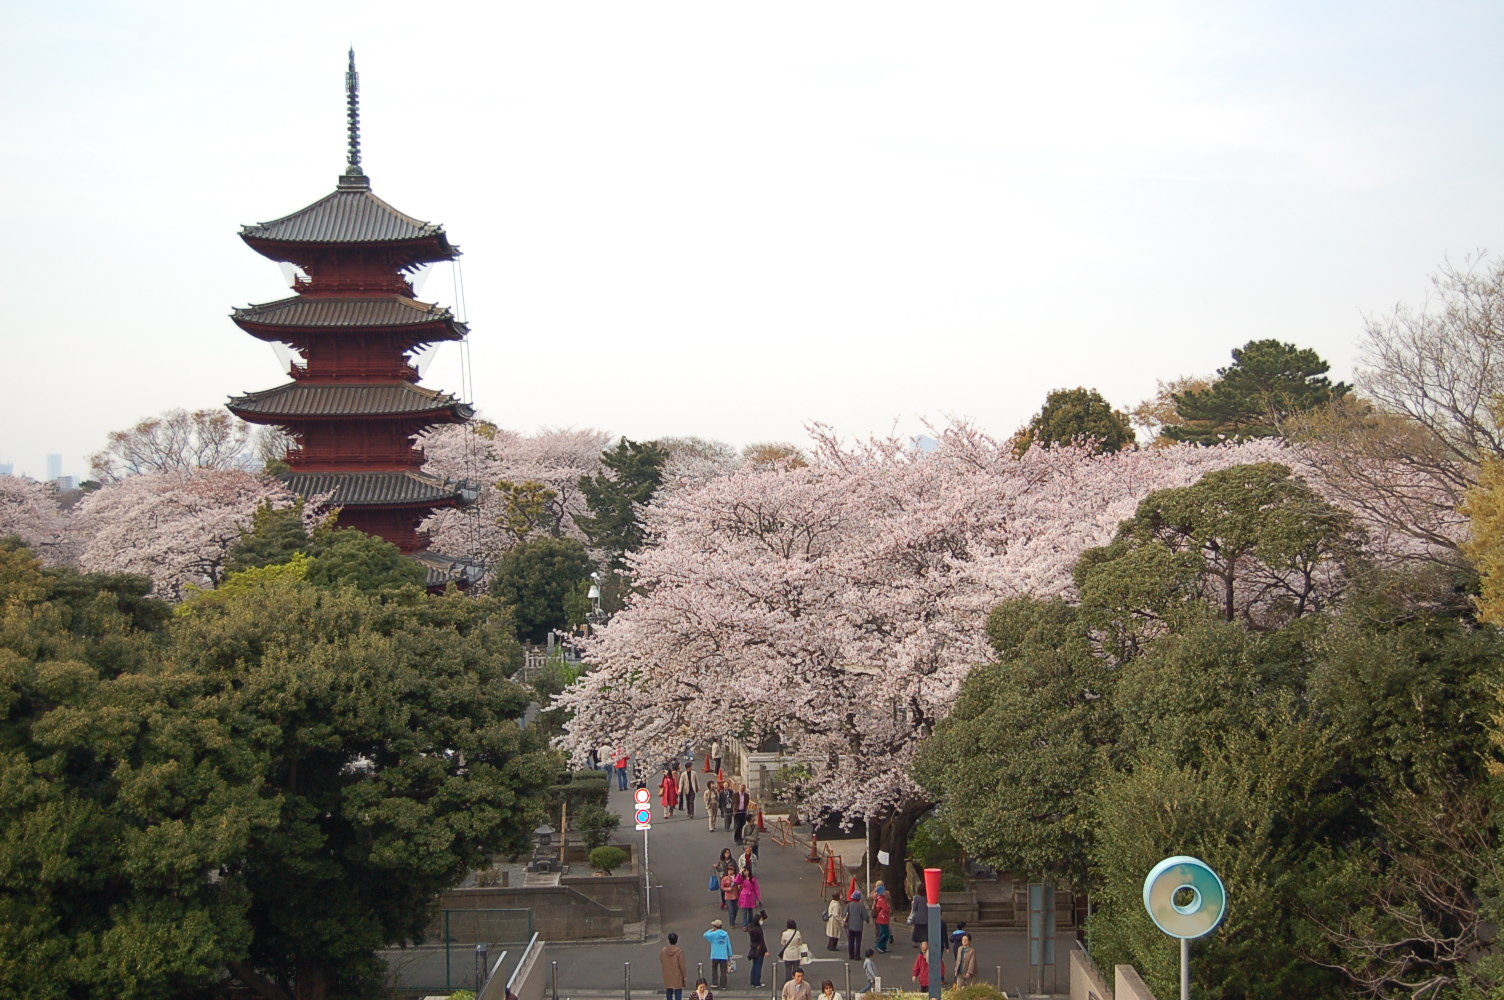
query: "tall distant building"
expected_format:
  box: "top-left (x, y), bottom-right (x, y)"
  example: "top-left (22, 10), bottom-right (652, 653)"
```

top-left (227, 52), bottom-right (477, 583)
top-left (46, 454), bottom-right (62, 481)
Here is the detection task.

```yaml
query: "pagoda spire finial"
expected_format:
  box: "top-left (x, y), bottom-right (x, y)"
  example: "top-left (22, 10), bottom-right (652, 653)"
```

top-left (340, 48), bottom-right (370, 189)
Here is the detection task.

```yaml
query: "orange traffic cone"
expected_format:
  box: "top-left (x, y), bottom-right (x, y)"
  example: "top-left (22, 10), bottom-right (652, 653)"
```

top-left (757, 808), bottom-right (766, 831)
top-left (703, 753), bottom-right (713, 772)
top-left (847, 876), bottom-right (859, 901)
top-left (807, 834), bottom-right (820, 863)
top-left (823, 854), bottom-right (839, 886)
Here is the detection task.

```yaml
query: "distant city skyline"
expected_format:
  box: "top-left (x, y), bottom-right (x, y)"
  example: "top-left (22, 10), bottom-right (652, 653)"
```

top-left (5, 2), bottom-right (1504, 482)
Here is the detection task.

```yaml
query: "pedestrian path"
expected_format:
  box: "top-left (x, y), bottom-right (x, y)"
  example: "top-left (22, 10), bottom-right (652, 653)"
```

top-left (543, 772), bottom-right (1068, 998)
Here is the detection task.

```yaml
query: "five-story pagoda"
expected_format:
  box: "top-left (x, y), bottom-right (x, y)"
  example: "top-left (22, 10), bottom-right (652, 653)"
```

top-left (229, 53), bottom-right (477, 572)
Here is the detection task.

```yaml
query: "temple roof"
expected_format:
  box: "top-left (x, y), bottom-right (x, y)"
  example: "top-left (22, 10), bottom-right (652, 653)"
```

top-left (281, 470), bottom-right (473, 507)
top-left (232, 295), bottom-right (468, 337)
top-left (240, 188), bottom-right (459, 256)
top-left (227, 381), bottom-right (474, 419)
top-left (412, 549), bottom-right (486, 589)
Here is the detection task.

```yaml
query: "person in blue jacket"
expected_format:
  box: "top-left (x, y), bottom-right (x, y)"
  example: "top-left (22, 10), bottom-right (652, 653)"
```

top-left (704, 918), bottom-right (733, 989)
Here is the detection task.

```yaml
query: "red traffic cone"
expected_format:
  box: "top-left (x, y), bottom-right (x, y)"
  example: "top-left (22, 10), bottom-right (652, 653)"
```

top-left (847, 876), bottom-right (859, 901)
top-left (756, 808), bottom-right (766, 831)
top-left (807, 834), bottom-right (820, 863)
top-left (703, 753), bottom-right (713, 772)
top-left (823, 854), bottom-right (839, 886)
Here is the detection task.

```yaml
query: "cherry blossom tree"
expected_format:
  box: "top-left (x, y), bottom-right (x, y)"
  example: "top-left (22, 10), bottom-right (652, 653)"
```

top-left (421, 423), bottom-right (611, 570)
top-left (72, 469), bottom-right (303, 600)
top-left (0, 475), bottom-right (68, 563)
top-left (556, 422), bottom-right (1292, 896)
top-left (88, 408), bottom-right (253, 483)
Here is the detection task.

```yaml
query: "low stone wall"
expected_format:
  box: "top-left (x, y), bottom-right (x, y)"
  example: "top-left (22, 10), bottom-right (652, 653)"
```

top-left (560, 873), bottom-right (642, 919)
top-left (438, 885), bottom-right (627, 941)
top-left (1069, 942), bottom-right (1112, 1000)
top-left (1113, 965), bottom-right (1157, 1000)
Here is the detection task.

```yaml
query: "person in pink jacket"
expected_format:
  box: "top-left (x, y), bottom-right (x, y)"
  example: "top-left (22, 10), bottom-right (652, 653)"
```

top-left (735, 866), bottom-right (762, 927)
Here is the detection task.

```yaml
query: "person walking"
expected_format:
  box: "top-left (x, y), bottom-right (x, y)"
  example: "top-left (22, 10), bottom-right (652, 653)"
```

top-left (661, 932), bottom-right (689, 1000)
top-left (691, 978), bottom-right (714, 1000)
top-left (704, 919), bottom-right (733, 989)
top-left (949, 921), bottom-right (967, 962)
top-left (660, 768), bottom-right (679, 819)
top-left (824, 893), bottom-right (845, 951)
top-left (704, 781), bottom-right (719, 832)
top-left (818, 979), bottom-right (844, 1000)
top-left (735, 866), bottom-right (761, 927)
top-left (872, 884), bottom-right (893, 953)
top-left (911, 941), bottom-right (944, 993)
top-left (954, 933), bottom-right (978, 987)
top-left (732, 783), bottom-right (751, 843)
top-left (600, 742), bottom-right (617, 790)
top-left (861, 949), bottom-right (877, 996)
top-left (779, 920), bottom-right (805, 985)
top-left (712, 849), bottom-right (734, 909)
top-left (682, 766), bottom-right (698, 818)
top-left (615, 749), bottom-right (630, 791)
top-left (845, 890), bottom-right (870, 960)
top-left (747, 910), bottom-right (770, 988)
top-left (781, 967), bottom-right (812, 1000)
top-left (719, 782), bottom-right (735, 832)
top-left (908, 889), bottom-right (928, 948)
top-left (722, 868), bottom-right (741, 925)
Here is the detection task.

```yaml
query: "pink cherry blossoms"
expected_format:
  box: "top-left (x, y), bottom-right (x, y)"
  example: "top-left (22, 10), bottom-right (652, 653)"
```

top-left (72, 469), bottom-right (302, 600)
top-left (0, 475), bottom-right (68, 563)
top-left (421, 424), bottom-right (612, 567)
top-left (557, 425), bottom-right (1292, 821)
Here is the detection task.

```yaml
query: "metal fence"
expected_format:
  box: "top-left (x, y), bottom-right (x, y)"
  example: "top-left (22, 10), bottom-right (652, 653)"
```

top-left (381, 908), bottom-right (534, 995)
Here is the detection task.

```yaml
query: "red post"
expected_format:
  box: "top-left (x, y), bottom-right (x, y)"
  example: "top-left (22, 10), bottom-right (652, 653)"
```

top-left (924, 867), bottom-right (943, 902)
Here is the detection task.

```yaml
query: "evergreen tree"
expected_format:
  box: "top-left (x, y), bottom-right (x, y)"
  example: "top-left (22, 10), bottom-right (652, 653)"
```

top-left (226, 500), bottom-right (310, 574)
top-left (305, 528), bottom-right (427, 593)
top-left (576, 438), bottom-right (668, 568)
top-left (1014, 386), bottom-right (1135, 455)
top-left (491, 535), bottom-right (594, 643)
top-left (1163, 339), bottom-right (1348, 444)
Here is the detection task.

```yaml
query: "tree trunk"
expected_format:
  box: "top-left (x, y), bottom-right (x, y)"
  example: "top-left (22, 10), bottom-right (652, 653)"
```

top-left (867, 798), bottom-right (934, 910)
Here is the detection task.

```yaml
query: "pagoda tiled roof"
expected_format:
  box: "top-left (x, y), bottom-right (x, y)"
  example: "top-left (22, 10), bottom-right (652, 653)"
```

top-left (412, 549), bottom-right (486, 588)
top-left (232, 295), bottom-right (467, 335)
top-left (227, 382), bottom-right (474, 419)
top-left (281, 470), bottom-right (469, 507)
top-left (240, 188), bottom-right (458, 253)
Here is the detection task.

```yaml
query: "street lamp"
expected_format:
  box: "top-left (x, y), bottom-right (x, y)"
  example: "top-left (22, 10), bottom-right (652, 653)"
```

top-left (588, 572), bottom-right (603, 623)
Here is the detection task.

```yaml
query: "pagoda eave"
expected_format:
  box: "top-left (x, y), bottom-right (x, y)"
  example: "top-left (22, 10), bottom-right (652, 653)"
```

top-left (228, 326), bottom-right (460, 348)
top-left (240, 234), bottom-right (460, 270)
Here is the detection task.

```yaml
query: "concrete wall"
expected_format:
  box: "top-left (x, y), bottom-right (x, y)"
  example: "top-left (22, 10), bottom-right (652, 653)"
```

top-left (1113, 965), bottom-right (1158, 1000)
top-left (438, 885), bottom-right (627, 941)
top-left (1069, 943), bottom-right (1113, 1000)
top-left (560, 873), bottom-right (642, 919)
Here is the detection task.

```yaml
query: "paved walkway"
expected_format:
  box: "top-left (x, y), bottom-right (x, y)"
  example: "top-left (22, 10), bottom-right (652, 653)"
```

top-left (544, 773), bottom-right (1069, 999)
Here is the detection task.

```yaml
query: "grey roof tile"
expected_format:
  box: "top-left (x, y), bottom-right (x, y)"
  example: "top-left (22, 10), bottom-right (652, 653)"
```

top-left (227, 382), bottom-right (473, 419)
top-left (232, 295), bottom-right (467, 335)
top-left (240, 189), bottom-right (457, 253)
top-left (281, 470), bottom-right (468, 506)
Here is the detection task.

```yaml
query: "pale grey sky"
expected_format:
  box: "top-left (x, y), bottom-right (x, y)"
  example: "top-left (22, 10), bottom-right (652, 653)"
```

top-left (4, 1), bottom-right (1502, 479)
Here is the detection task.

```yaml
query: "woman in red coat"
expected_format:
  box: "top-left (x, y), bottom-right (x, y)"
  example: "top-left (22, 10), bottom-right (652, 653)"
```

top-left (660, 768), bottom-right (679, 818)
